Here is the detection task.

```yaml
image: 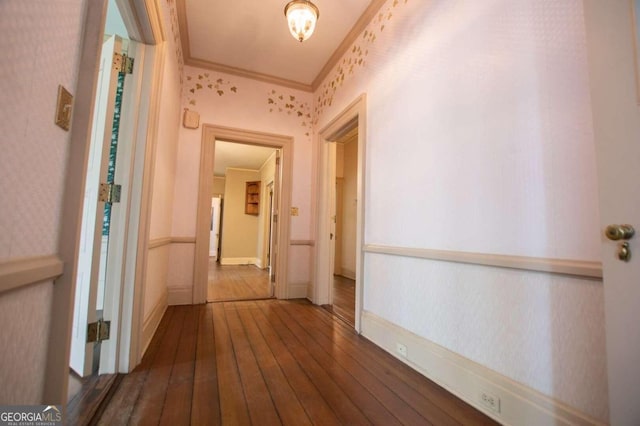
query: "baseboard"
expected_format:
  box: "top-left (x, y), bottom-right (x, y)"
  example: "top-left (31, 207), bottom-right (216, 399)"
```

top-left (288, 282), bottom-right (308, 299)
top-left (167, 285), bottom-right (193, 305)
top-left (255, 258), bottom-right (264, 269)
top-left (141, 289), bottom-right (167, 355)
top-left (220, 257), bottom-right (258, 266)
top-left (340, 268), bottom-right (356, 280)
top-left (361, 311), bottom-right (605, 426)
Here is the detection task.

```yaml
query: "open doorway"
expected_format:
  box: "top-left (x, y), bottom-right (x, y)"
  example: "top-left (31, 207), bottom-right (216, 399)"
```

top-left (206, 141), bottom-right (280, 302)
top-left (328, 128), bottom-right (358, 326)
top-left (194, 125), bottom-right (293, 304)
top-left (315, 95), bottom-right (366, 331)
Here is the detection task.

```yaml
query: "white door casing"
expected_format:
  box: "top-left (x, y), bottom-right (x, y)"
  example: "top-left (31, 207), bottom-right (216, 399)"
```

top-left (315, 94), bottom-right (366, 332)
top-left (193, 126), bottom-right (293, 303)
top-left (584, 1), bottom-right (640, 424)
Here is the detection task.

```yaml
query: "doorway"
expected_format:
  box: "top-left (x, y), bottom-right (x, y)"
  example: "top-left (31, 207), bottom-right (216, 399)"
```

top-left (328, 128), bottom-right (358, 326)
top-left (206, 141), bottom-right (279, 302)
top-left (316, 95), bottom-right (366, 331)
top-left (70, 0), bottom-right (134, 382)
top-left (194, 126), bottom-right (293, 304)
top-left (66, 0), bottom-right (162, 405)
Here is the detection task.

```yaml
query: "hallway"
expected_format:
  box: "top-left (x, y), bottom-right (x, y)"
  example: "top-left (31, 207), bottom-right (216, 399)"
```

top-left (208, 260), bottom-right (272, 302)
top-left (326, 275), bottom-right (356, 327)
top-left (93, 300), bottom-right (497, 425)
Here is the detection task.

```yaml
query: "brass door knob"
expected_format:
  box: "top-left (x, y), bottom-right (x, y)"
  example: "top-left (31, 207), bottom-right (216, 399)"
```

top-left (605, 224), bottom-right (635, 241)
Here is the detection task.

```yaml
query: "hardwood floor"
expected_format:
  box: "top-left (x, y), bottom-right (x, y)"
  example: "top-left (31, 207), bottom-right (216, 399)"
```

top-left (93, 300), bottom-right (498, 425)
top-left (207, 259), bottom-right (272, 302)
top-left (330, 275), bottom-right (356, 326)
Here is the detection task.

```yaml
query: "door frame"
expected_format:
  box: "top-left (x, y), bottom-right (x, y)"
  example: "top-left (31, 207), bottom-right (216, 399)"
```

top-left (193, 125), bottom-right (293, 303)
top-left (315, 94), bottom-right (367, 332)
top-left (44, 0), bottom-right (164, 402)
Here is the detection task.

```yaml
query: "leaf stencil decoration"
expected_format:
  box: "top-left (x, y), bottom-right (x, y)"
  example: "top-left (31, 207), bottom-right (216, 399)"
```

top-left (266, 88), bottom-right (313, 140)
top-left (184, 73), bottom-right (239, 106)
top-left (314, 0), bottom-right (409, 122)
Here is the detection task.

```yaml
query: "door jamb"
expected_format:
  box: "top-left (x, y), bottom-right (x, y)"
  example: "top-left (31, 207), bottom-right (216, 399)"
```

top-left (193, 125), bottom-right (293, 303)
top-left (45, 0), bottom-right (164, 402)
top-left (315, 94), bottom-right (367, 332)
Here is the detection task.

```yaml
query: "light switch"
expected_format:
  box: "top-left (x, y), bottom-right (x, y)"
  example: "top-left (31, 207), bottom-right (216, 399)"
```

top-left (55, 85), bottom-right (73, 131)
top-left (290, 207), bottom-right (299, 216)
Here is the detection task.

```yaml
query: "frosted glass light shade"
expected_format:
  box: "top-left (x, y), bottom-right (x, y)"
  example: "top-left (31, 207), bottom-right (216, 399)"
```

top-left (284, 0), bottom-right (319, 42)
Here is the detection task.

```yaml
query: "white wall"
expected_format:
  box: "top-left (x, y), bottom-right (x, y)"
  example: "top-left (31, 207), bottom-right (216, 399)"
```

top-left (314, 0), bottom-right (606, 421)
top-left (143, 0), bottom-right (182, 319)
top-left (0, 0), bottom-right (88, 403)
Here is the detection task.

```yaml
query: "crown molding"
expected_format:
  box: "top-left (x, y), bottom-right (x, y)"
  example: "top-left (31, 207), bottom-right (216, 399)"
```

top-left (176, 0), bottom-right (190, 57)
top-left (184, 57), bottom-right (313, 92)
top-left (175, 0), bottom-right (386, 94)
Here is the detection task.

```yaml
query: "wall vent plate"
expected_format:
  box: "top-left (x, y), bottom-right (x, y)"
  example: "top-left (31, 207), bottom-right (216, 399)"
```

top-left (183, 109), bottom-right (200, 129)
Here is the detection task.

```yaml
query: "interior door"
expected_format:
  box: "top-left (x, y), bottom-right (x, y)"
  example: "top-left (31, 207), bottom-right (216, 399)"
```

top-left (327, 143), bottom-right (337, 303)
top-left (210, 197), bottom-right (221, 258)
top-left (334, 177), bottom-right (344, 276)
top-left (70, 35), bottom-right (122, 377)
top-left (584, 1), bottom-right (640, 424)
top-left (269, 151), bottom-right (282, 289)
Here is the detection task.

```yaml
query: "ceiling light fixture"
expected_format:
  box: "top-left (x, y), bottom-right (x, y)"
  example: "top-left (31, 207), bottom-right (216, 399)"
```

top-left (284, 0), bottom-right (319, 42)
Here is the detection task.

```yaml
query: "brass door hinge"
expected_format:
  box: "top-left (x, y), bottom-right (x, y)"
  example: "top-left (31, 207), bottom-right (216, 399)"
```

top-left (99, 183), bottom-right (122, 203)
top-left (113, 53), bottom-right (134, 74)
top-left (87, 319), bottom-right (111, 343)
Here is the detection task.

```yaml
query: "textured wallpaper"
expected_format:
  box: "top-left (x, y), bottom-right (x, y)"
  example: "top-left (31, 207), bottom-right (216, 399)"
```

top-left (0, 283), bottom-right (54, 404)
top-left (312, 0), bottom-right (607, 421)
top-left (0, 0), bottom-right (87, 403)
top-left (0, 0), bottom-right (86, 262)
top-left (364, 253), bottom-right (608, 420)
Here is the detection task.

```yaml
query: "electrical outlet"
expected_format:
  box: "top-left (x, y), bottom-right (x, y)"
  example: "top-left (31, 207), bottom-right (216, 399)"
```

top-left (480, 391), bottom-right (501, 413)
top-left (396, 342), bottom-right (407, 357)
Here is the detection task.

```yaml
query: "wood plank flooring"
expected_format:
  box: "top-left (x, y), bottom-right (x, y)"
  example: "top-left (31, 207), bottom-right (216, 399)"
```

top-left (94, 300), bottom-right (498, 425)
top-left (330, 275), bottom-right (356, 326)
top-left (207, 259), bottom-right (272, 302)
top-left (66, 373), bottom-right (118, 425)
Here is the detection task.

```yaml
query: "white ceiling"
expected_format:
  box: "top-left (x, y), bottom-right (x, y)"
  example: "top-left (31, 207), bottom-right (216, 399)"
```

top-left (214, 141), bottom-right (277, 177)
top-left (180, 0), bottom-right (373, 88)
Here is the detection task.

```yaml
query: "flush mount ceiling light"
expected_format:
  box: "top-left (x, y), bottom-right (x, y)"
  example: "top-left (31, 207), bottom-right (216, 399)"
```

top-left (284, 0), bottom-right (320, 42)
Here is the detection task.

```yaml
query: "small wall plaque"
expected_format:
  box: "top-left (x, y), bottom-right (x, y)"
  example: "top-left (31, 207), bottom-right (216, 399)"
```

top-left (55, 85), bottom-right (73, 131)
